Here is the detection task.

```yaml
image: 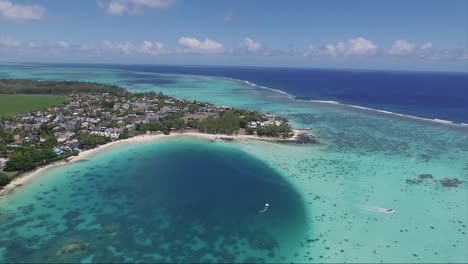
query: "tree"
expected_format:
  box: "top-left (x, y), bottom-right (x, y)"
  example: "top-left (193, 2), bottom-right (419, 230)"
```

top-left (119, 129), bottom-right (130, 139)
top-left (245, 128), bottom-right (255, 135)
top-left (42, 137), bottom-right (58, 149)
top-left (0, 173), bottom-right (11, 187)
top-left (76, 134), bottom-right (111, 149)
top-left (0, 129), bottom-right (14, 144)
top-left (197, 110), bottom-right (241, 135)
top-left (4, 147), bottom-right (58, 172)
top-left (100, 100), bottom-right (114, 110)
top-left (185, 118), bottom-right (199, 129)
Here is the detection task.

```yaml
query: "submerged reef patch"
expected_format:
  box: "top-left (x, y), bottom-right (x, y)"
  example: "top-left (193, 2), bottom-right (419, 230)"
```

top-left (439, 178), bottom-right (465, 188)
top-left (56, 242), bottom-right (90, 256)
top-left (406, 174), bottom-right (465, 188)
top-left (406, 174), bottom-right (435, 185)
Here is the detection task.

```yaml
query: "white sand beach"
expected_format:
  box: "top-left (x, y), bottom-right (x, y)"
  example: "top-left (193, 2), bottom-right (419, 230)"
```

top-left (0, 130), bottom-right (304, 197)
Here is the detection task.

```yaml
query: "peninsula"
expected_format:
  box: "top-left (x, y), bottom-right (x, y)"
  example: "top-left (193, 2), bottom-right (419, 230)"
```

top-left (0, 79), bottom-right (314, 192)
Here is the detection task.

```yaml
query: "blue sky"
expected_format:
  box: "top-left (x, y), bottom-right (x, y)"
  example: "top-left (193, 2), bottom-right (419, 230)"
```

top-left (0, 0), bottom-right (467, 71)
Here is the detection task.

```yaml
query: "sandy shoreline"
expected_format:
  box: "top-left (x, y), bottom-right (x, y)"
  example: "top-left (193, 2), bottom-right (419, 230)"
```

top-left (0, 130), bottom-right (305, 197)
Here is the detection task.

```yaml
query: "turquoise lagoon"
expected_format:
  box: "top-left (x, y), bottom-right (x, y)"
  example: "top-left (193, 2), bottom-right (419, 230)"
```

top-left (0, 138), bottom-right (307, 262)
top-left (0, 64), bottom-right (467, 263)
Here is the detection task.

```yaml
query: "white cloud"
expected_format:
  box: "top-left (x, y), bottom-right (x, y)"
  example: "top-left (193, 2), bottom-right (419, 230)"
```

top-left (79, 44), bottom-right (97, 52)
top-left (323, 37), bottom-right (377, 56)
top-left (105, 0), bottom-right (127, 15)
top-left (104, 41), bottom-right (135, 54)
top-left (0, 0), bottom-right (44, 21)
top-left (130, 0), bottom-right (174, 8)
top-left (103, 40), bottom-right (167, 55)
top-left (347, 37), bottom-right (377, 56)
top-left (417, 42), bottom-right (435, 59)
top-left (178, 37), bottom-right (224, 54)
top-left (461, 53), bottom-right (468, 60)
top-left (302, 45), bottom-right (317, 57)
top-left (0, 35), bottom-right (21, 48)
top-left (243, 37), bottom-right (262, 53)
top-left (0, 36), bottom-right (166, 57)
top-left (420, 42), bottom-right (432, 50)
top-left (55, 41), bottom-right (71, 49)
top-left (27, 42), bottom-right (37, 48)
top-left (2, 34), bottom-right (466, 64)
top-left (98, 0), bottom-right (175, 15)
top-left (324, 42), bottom-right (344, 56)
top-left (230, 37), bottom-right (272, 56)
top-left (0, 36), bottom-right (79, 57)
top-left (426, 48), bottom-right (462, 60)
top-left (386, 40), bottom-right (456, 60)
top-left (388, 40), bottom-right (416, 56)
top-left (140, 40), bottom-right (166, 55)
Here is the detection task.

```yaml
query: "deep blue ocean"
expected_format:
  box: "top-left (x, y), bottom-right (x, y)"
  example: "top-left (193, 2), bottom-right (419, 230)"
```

top-left (42, 63), bottom-right (468, 123)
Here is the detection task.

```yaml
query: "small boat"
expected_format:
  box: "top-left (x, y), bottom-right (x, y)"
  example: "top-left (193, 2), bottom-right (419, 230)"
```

top-left (260, 203), bottom-right (269, 213)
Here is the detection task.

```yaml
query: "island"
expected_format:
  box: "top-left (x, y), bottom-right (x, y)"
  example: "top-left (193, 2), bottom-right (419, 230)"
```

top-left (0, 79), bottom-right (316, 190)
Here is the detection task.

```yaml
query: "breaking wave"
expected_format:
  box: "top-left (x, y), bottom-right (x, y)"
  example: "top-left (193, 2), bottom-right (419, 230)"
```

top-left (213, 76), bottom-right (467, 128)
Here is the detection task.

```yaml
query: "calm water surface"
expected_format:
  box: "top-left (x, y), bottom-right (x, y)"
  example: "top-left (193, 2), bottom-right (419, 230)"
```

top-left (0, 139), bottom-right (307, 262)
top-left (0, 63), bottom-right (467, 263)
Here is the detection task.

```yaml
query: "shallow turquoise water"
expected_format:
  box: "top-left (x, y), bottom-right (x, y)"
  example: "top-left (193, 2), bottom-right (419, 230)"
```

top-left (0, 64), bottom-right (467, 263)
top-left (0, 139), bottom-right (307, 262)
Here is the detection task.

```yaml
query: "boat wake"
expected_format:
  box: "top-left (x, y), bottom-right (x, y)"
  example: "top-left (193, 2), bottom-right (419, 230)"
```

top-left (357, 204), bottom-right (396, 214)
top-left (259, 203), bottom-right (270, 213)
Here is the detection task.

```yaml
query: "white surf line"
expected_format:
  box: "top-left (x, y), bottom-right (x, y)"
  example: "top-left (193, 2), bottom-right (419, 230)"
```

top-left (94, 66), bottom-right (468, 128)
top-left (309, 100), bottom-right (466, 127)
top-left (43, 64), bottom-right (467, 128)
top-left (215, 75), bottom-right (468, 128)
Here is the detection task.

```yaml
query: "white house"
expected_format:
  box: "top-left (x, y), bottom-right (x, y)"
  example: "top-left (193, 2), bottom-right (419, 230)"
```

top-left (0, 158), bottom-right (10, 169)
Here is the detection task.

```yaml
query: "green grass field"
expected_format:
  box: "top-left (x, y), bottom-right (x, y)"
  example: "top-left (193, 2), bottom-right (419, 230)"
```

top-left (0, 94), bottom-right (66, 118)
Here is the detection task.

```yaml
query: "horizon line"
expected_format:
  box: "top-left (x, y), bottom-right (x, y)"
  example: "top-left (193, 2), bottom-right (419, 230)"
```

top-left (1, 60), bottom-right (467, 75)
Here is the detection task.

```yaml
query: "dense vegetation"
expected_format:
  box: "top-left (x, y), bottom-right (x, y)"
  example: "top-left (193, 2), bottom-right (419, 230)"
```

top-left (197, 110), bottom-right (241, 135)
top-left (0, 129), bottom-right (13, 157)
top-left (0, 172), bottom-right (11, 187)
top-left (4, 147), bottom-right (58, 172)
top-left (0, 80), bottom-right (127, 96)
top-left (1, 124), bottom-right (61, 172)
top-left (197, 109), bottom-right (291, 137)
top-left (250, 124), bottom-right (292, 137)
top-left (0, 129), bottom-right (14, 144)
top-left (137, 110), bottom-right (243, 135)
top-left (136, 109), bottom-right (291, 137)
top-left (0, 94), bottom-right (66, 118)
top-left (137, 113), bottom-right (185, 135)
top-left (76, 133), bottom-right (112, 149)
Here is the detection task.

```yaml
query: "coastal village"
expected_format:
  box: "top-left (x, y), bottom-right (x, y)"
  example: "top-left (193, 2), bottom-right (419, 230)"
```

top-left (0, 81), bottom-right (296, 185)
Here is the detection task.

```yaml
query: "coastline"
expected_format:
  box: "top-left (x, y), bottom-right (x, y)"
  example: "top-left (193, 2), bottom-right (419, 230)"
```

top-left (1, 66), bottom-right (467, 263)
top-left (0, 130), bottom-right (308, 198)
top-left (185, 74), bottom-right (468, 127)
